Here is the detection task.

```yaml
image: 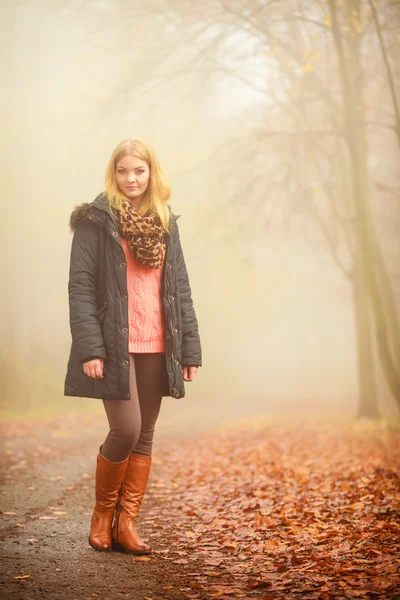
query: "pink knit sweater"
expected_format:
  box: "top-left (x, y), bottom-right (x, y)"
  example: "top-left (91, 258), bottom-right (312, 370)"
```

top-left (120, 236), bottom-right (166, 353)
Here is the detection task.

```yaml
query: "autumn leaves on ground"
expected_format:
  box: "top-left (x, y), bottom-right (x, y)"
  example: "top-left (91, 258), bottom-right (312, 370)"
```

top-left (1, 415), bottom-right (399, 600)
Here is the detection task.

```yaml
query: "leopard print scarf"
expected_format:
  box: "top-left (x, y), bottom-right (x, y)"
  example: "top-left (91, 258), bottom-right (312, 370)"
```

top-left (113, 198), bottom-right (166, 269)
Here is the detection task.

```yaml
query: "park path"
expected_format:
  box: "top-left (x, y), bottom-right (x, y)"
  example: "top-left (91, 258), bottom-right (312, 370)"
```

top-left (1, 413), bottom-right (399, 600)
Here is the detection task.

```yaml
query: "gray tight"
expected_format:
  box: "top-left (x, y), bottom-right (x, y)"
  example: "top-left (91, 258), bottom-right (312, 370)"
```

top-left (101, 353), bottom-right (168, 462)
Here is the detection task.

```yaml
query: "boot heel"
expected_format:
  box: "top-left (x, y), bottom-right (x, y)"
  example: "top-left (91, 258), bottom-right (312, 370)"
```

top-left (111, 539), bottom-right (124, 552)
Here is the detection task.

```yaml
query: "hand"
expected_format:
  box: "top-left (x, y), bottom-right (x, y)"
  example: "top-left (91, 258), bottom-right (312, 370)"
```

top-left (182, 366), bottom-right (198, 382)
top-left (83, 358), bottom-right (104, 379)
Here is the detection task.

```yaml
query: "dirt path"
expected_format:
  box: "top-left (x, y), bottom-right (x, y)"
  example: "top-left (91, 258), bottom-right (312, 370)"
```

top-left (1, 414), bottom-right (399, 600)
top-left (0, 412), bottom-right (250, 600)
top-left (0, 413), bottom-right (202, 600)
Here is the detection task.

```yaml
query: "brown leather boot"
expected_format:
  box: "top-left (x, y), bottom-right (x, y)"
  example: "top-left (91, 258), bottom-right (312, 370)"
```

top-left (88, 447), bottom-right (129, 552)
top-left (112, 453), bottom-right (152, 555)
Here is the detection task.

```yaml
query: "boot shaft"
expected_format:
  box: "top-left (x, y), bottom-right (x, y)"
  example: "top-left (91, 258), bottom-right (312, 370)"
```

top-left (95, 448), bottom-right (129, 510)
top-left (119, 453), bottom-right (152, 517)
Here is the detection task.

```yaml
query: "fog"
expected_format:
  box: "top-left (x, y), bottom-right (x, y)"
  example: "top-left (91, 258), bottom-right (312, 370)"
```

top-left (2, 0), bottom-right (399, 429)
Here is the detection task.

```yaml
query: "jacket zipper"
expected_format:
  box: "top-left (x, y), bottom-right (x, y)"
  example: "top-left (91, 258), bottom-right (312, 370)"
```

top-left (106, 219), bottom-right (130, 396)
top-left (165, 256), bottom-right (177, 394)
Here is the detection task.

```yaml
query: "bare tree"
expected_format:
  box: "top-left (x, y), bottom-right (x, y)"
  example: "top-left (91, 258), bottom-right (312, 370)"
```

top-left (178, 0), bottom-right (400, 414)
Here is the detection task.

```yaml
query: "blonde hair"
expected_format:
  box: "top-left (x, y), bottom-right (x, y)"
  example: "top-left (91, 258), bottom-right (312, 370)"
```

top-left (104, 138), bottom-right (172, 232)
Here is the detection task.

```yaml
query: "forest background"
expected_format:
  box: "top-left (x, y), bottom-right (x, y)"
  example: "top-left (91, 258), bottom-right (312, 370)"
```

top-left (1, 0), bottom-right (399, 427)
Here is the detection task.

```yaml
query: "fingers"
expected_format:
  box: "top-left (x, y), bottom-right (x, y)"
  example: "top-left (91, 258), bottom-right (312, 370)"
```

top-left (83, 359), bottom-right (104, 379)
top-left (182, 366), bottom-right (198, 382)
top-left (94, 360), bottom-right (104, 379)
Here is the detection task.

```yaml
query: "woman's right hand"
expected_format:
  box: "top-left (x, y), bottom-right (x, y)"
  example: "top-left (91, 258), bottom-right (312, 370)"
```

top-left (83, 358), bottom-right (104, 379)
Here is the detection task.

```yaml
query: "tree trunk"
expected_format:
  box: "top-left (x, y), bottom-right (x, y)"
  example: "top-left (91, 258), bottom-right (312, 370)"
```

top-left (351, 261), bottom-right (380, 418)
top-left (370, 229), bottom-right (400, 374)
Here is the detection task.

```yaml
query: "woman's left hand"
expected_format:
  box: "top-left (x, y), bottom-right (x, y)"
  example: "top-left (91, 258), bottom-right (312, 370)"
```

top-left (182, 366), bottom-right (198, 382)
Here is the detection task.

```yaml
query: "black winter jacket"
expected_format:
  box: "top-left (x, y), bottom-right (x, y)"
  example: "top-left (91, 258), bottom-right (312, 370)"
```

top-left (64, 192), bottom-right (202, 400)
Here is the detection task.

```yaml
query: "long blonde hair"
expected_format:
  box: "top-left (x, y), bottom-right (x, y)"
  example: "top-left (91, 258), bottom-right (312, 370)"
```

top-left (104, 139), bottom-right (172, 232)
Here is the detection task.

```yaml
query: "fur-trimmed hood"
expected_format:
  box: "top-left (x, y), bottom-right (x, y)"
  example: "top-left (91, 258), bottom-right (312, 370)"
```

top-left (69, 193), bottom-right (179, 233)
top-left (69, 202), bottom-right (93, 233)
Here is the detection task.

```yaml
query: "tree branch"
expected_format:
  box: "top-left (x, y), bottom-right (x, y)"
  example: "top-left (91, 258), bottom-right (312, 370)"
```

top-left (367, 0), bottom-right (400, 150)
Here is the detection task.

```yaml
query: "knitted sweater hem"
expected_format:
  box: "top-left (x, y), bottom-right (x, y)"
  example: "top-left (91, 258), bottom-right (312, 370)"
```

top-left (129, 339), bottom-right (166, 353)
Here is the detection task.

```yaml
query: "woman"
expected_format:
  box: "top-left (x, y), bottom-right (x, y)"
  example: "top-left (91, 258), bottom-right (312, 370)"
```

top-left (64, 139), bottom-right (202, 555)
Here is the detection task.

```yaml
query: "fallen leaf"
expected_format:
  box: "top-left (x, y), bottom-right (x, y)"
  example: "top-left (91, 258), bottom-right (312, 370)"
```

top-left (174, 559), bottom-right (189, 565)
top-left (189, 581), bottom-right (202, 589)
top-left (350, 502), bottom-right (365, 511)
top-left (184, 531), bottom-right (196, 538)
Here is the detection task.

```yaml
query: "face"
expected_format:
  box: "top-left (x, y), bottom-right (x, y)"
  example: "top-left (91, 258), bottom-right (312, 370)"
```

top-left (115, 155), bottom-right (150, 206)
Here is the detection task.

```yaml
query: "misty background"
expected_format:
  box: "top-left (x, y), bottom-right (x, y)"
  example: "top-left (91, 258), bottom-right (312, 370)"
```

top-left (1, 0), bottom-right (399, 429)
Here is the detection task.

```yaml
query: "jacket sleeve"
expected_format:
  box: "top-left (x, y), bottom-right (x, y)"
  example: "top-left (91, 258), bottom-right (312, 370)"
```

top-left (68, 220), bottom-right (106, 364)
top-left (173, 220), bottom-right (202, 368)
